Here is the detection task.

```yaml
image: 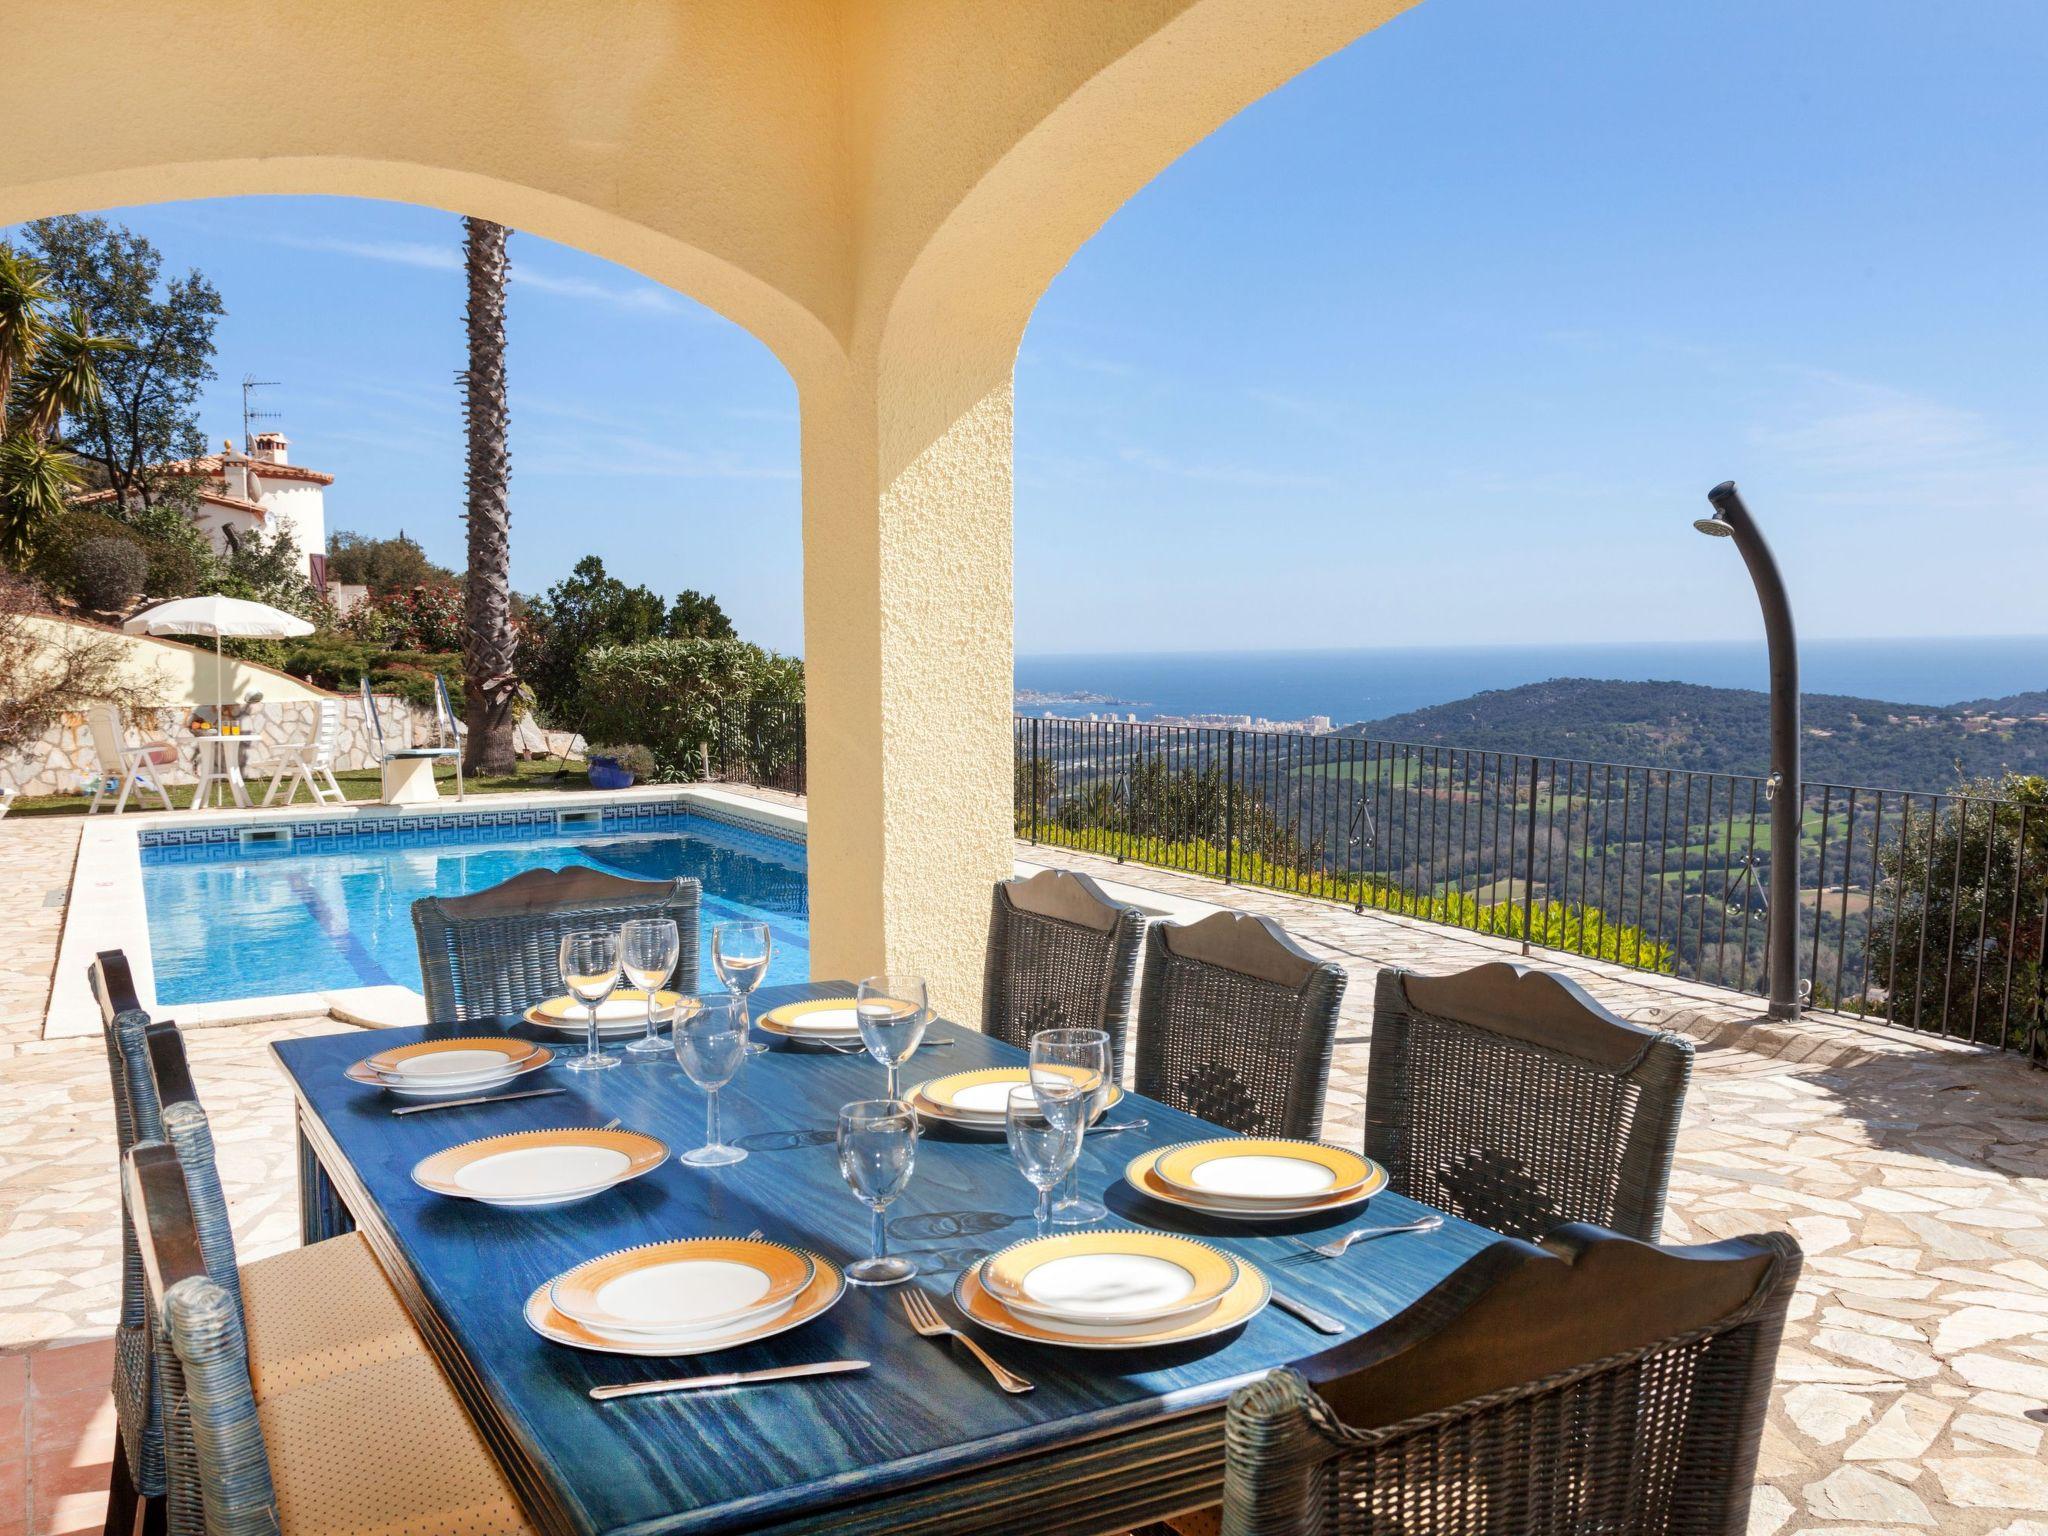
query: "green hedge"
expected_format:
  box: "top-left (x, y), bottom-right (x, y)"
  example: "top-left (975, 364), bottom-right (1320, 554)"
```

top-left (228, 634), bottom-right (463, 711)
top-left (576, 637), bottom-right (803, 781)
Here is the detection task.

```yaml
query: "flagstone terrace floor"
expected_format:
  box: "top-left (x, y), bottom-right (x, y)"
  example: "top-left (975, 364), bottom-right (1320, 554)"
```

top-left (2, 804), bottom-right (2045, 1533)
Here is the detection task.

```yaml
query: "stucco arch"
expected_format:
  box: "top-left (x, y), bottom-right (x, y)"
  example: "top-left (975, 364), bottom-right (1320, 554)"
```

top-left (3, 0), bottom-right (1421, 1016)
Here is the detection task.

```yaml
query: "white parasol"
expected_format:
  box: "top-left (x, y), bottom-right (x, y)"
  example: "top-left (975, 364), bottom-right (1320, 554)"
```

top-left (123, 594), bottom-right (316, 712)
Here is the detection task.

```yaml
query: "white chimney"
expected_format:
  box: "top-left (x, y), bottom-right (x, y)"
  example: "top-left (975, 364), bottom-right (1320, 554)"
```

top-left (251, 431), bottom-right (290, 465)
top-left (220, 438), bottom-right (251, 501)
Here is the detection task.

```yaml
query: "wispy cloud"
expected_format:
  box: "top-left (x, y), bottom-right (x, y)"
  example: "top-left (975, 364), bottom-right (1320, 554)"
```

top-left (521, 428), bottom-right (797, 482)
top-left (1117, 445), bottom-right (1332, 490)
top-left (264, 233), bottom-right (702, 319)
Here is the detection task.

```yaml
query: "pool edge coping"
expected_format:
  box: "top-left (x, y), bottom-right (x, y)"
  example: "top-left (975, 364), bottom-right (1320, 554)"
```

top-left (46, 785), bottom-right (808, 1041)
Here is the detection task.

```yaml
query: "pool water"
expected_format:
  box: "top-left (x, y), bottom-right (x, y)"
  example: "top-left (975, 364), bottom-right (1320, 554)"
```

top-left (140, 808), bottom-right (809, 1006)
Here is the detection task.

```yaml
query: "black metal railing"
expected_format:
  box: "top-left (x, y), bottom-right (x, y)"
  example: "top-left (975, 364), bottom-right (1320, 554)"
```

top-left (1014, 715), bottom-right (2047, 1058)
top-left (703, 699), bottom-right (806, 793)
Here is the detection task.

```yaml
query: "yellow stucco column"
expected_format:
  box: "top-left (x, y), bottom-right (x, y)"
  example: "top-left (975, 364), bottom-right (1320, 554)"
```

top-left (801, 355), bottom-right (1017, 1019)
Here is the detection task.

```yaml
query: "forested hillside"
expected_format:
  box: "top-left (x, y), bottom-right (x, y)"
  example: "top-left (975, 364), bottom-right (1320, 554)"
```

top-left (1346, 678), bottom-right (2048, 790)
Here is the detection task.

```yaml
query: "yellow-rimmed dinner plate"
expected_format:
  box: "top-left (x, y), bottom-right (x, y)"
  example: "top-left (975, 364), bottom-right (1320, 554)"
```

top-left (526, 1254), bottom-right (844, 1356)
top-left (757, 998), bottom-right (863, 1040)
top-left (549, 1237), bottom-right (817, 1337)
top-left (524, 990), bottom-right (685, 1039)
top-left (1152, 1139), bottom-right (1377, 1207)
top-left (1122, 1147), bottom-right (1386, 1221)
top-left (954, 1253), bottom-right (1268, 1348)
top-left (914, 1067), bottom-right (1123, 1123)
top-left (345, 1046), bottom-right (553, 1098)
top-left (980, 1230), bottom-right (1239, 1328)
top-left (364, 1036), bottom-right (539, 1082)
top-left (411, 1127), bottom-right (666, 1207)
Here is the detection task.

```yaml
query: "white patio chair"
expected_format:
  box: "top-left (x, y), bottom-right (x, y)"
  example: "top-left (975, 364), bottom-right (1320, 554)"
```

top-left (260, 699), bottom-right (347, 807)
top-left (360, 676), bottom-right (464, 803)
top-left (85, 704), bottom-right (176, 815)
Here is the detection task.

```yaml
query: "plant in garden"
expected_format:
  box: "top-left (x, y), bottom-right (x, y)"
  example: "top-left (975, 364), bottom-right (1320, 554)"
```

top-left (325, 529), bottom-right (454, 593)
top-left (588, 742), bottom-right (657, 778)
top-left (576, 636), bottom-right (803, 782)
top-left (0, 574), bottom-right (159, 758)
top-left (73, 536), bottom-right (147, 611)
top-left (1868, 772), bottom-right (2047, 1052)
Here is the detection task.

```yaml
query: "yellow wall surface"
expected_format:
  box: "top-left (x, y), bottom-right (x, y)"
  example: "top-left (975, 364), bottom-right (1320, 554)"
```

top-left (0, 0), bottom-right (1416, 1018)
top-left (23, 617), bottom-right (339, 708)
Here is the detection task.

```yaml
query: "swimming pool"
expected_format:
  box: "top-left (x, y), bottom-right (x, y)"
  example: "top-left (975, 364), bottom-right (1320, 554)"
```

top-left (138, 803), bottom-right (809, 1007)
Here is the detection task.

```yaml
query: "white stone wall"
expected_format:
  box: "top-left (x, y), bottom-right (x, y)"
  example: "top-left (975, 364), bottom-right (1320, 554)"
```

top-left (0, 695), bottom-right (441, 799)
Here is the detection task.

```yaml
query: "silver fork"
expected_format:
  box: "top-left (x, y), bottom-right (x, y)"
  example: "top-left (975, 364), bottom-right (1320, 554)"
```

top-left (1291, 1215), bottom-right (1443, 1261)
top-left (900, 1290), bottom-right (1033, 1394)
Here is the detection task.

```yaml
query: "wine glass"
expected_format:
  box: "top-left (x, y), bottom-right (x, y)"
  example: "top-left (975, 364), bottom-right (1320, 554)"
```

top-left (854, 974), bottom-right (928, 1101)
top-left (1006, 1086), bottom-right (1084, 1238)
top-left (675, 993), bottom-right (748, 1166)
top-left (1030, 1027), bottom-right (1110, 1225)
top-left (836, 1099), bottom-right (918, 1286)
top-left (712, 921), bottom-right (773, 1055)
top-left (619, 918), bottom-right (680, 1057)
top-left (557, 929), bottom-right (621, 1073)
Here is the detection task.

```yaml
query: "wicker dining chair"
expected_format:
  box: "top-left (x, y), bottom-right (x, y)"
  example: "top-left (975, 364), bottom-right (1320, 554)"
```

top-left (1366, 962), bottom-right (1694, 1241)
top-left (139, 1020), bottom-right (424, 1403)
top-left (90, 951), bottom-right (167, 1536)
top-left (982, 869), bottom-right (1145, 1074)
top-left (410, 865), bottom-right (702, 1021)
top-left (124, 1143), bottom-right (534, 1536)
top-left (1133, 911), bottom-right (1346, 1139)
top-left (1211, 1223), bottom-right (1801, 1536)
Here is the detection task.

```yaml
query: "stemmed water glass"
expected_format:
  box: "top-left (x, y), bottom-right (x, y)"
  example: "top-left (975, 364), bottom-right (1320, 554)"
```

top-left (675, 993), bottom-right (749, 1167)
top-left (558, 929), bottom-right (621, 1073)
top-left (712, 921), bottom-right (773, 1055)
top-left (836, 1099), bottom-right (918, 1286)
top-left (1030, 1027), bottom-right (1110, 1225)
top-left (854, 974), bottom-right (928, 1101)
top-left (1006, 1086), bottom-right (1084, 1239)
top-left (619, 917), bottom-right (680, 1058)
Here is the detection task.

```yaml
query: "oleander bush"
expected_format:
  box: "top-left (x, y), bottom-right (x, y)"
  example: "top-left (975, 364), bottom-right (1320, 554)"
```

top-left (576, 636), bottom-right (803, 782)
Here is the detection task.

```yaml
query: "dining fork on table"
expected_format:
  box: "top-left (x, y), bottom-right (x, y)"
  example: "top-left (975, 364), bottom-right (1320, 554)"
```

top-left (900, 1290), bottom-right (1033, 1394)
top-left (1279, 1214), bottom-right (1444, 1263)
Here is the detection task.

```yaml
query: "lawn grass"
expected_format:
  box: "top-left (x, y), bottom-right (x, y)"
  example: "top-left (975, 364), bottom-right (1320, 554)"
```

top-left (7, 757), bottom-right (602, 817)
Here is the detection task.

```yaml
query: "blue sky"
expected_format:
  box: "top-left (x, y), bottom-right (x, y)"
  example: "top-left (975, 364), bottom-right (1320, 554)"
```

top-left (11, 0), bottom-right (2047, 658)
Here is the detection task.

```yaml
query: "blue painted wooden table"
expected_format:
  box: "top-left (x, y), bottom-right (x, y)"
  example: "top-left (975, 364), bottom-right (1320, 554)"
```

top-left (273, 982), bottom-right (1493, 1536)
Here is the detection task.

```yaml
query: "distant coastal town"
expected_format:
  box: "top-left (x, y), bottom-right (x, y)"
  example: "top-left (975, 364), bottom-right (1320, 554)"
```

top-left (1014, 691), bottom-right (1336, 736)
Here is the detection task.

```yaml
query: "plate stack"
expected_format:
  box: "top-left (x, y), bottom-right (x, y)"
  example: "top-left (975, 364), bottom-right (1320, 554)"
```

top-left (910, 1067), bottom-right (1121, 1132)
top-left (756, 998), bottom-right (863, 1044)
top-left (953, 1230), bottom-right (1268, 1349)
top-left (345, 1037), bottom-right (553, 1098)
top-left (412, 1128), bottom-right (669, 1208)
top-left (523, 990), bottom-right (686, 1040)
top-left (1125, 1139), bottom-right (1387, 1222)
top-left (527, 1238), bottom-right (846, 1356)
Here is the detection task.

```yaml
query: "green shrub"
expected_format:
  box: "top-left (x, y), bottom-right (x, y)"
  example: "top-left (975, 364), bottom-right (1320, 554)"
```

top-left (230, 633), bottom-right (462, 711)
top-left (588, 742), bottom-right (656, 777)
top-left (73, 536), bottom-right (147, 611)
top-left (577, 637), bottom-right (803, 781)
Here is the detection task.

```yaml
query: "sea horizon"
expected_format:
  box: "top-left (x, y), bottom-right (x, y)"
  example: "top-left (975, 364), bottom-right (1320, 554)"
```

top-left (1013, 636), bottom-right (2048, 725)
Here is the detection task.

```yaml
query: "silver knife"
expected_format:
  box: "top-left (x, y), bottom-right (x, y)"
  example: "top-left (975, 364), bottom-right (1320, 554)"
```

top-left (590, 1359), bottom-right (870, 1400)
top-left (1268, 1289), bottom-right (1344, 1335)
top-left (391, 1087), bottom-right (566, 1116)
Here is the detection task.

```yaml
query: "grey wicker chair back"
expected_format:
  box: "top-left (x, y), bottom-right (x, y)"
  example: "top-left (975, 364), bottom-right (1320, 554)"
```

top-left (982, 869), bottom-right (1144, 1074)
top-left (1220, 1223), bottom-right (1800, 1536)
top-left (1133, 911), bottom-right (1345, 1139)
top-left (1366, 963), bottom-right (1693, 1241)
top-left (411, 866), bottom-right (702, 1021)
top-left (125, 1143), bottom-right (282, 1536)
top-left (91, 949), bottom-right (168, 1509)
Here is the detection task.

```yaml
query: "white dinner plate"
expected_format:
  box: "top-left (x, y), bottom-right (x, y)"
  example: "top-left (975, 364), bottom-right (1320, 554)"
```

top-left (412, 1128), bottom-right (667, 1207)
top-left (526, 1255), bottom-right (844, 1356)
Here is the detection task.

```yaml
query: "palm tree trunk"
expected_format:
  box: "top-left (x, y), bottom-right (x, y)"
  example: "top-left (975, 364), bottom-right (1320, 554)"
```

top-left (460, 216), bottom-right (518, 775)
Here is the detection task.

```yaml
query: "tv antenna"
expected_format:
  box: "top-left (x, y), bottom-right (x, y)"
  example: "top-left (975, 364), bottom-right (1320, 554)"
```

top-left (241, 376), bottom-right (282, 451)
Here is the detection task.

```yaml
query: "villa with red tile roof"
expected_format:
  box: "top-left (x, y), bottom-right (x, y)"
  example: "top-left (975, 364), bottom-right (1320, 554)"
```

top-left (70, 431), bottom-right (334, 590)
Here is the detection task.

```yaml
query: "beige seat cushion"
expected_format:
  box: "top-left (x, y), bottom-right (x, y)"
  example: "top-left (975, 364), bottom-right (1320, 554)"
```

top-left (257, 1350), bottom-right (534, 1536)
top-left (242, 1232), bottom-right (425, 1396)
